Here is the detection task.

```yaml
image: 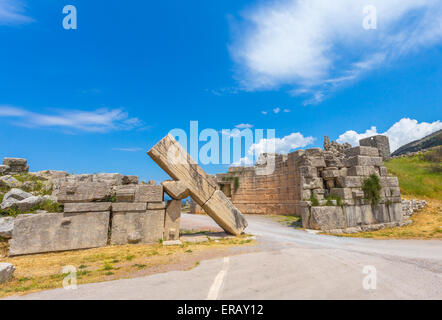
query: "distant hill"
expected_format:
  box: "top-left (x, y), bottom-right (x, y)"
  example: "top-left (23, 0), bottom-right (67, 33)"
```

top-left (392, 130), bottom-right (442, 157)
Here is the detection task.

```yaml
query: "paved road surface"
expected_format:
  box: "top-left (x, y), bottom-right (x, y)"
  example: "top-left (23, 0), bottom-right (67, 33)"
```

top-left (6, 214), bottom-right (442, 300)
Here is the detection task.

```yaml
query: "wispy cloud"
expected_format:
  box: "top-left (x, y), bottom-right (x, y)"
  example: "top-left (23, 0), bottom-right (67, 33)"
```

top-left (112, 147), bottom-right (143, 152)
top-left (337, 118), bottom-right (442, 152)
top-left (235, 123), bottom-right (254, 129)
top-left (0, 105), bottom-right (143, 133)
top-left (231, 0), bottom-right (442, 104)
top-left (0, 0), bottom-right (33, 25)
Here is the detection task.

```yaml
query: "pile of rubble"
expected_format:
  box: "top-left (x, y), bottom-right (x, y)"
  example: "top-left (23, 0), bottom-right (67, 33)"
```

top-left (402, 199), bottom-right (427, 217)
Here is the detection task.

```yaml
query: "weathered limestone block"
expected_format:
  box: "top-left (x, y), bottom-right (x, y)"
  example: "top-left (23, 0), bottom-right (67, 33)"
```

top-left (324, 156), bottom-right (344, 168)
top-left (64, 174), bottom-right (93, 183)
top-left (343, 206), bottom-right (362, 227)
top-left (9, 211), bottom-right (110, 256)
top-left (347, 166), bottom-right (378, 177)
top-left (53, 182), bottom-right (112, 203)
top-left (330, 188), bottom-right (353, 199)
top-left (0, 217), bottom-right (14, 239)
top-left (336, 176), bottom-right (363, 188)
top-left (321, 169), bottom-right (340, 179)
top-left (360, 135), bottom-right (391, 160)
top-left (164, 200), bottom-right (181, 241)
top-left (345, 156), bottom-right (383, 167)
top-left (122, 175), bottom-right (139, 185)
top-left (301, 177), bottom-right (323, 189)
top-left (344, 146), bottom-right (379, 158)
top-left (115, 185), bottom-right (163, 203)
top-left (0, 263), bottom-right (15, 284)
top-left (3, 158), bottom-right (29, 174)
top-left (162, 180), bottom-right (190, 199)
top-left (64, 202), bottom-right (112, 213)
top-left (380, 177), bottom-right (399, 187)
top-left (201, 190), bottom-right (248, 235)
top-left (147, 202), bottom-right (166, 210)
top-left (0, 165), bottom-right (10, 175)
top-left (0, 175), bottom-right (22, 188)
top-left (112, 202), bottom-right (147, 212)
top-left (34, 170), bottom-right (68, 180)
top-left (92, 173), bottom-right (123, 186)
top-left (296, 154), bottom-right (326, 168)
top-left (148, 134), bottom-right (247, 235)
top-left (377, 167), bottom-right (387, 176)
top-left (298, 166), bottom-right (318, 178)
top-left (3, 188), bottom-right (32, 201)
top-left (309, 206), bottom-right (347, 230)
top-left (360, 205), bottom-right (376, 225)
top-left (110, 209), bottom-right (165, 245)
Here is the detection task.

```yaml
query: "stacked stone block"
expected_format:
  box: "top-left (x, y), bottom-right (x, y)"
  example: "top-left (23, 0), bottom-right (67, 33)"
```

top-left (0, 158), bottom-right (29, 175)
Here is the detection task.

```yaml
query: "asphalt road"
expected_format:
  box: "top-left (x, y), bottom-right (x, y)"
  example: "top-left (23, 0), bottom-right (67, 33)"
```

top-left (6, 214), bottom-right (442, 300)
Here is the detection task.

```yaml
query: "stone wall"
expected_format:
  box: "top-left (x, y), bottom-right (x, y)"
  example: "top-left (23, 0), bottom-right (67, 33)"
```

top-left (215, 135), bottom-right (405, 232)
top-left (7, 171), bottom-right (173, 256)
top-left (360, 135), bottom-right (391, 160)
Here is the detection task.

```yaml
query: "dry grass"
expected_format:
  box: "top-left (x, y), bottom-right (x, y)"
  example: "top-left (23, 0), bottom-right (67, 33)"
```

top-left (0, 236), bottom-right (254, 298)
top-left (330, 198), bottom-right (442, 240)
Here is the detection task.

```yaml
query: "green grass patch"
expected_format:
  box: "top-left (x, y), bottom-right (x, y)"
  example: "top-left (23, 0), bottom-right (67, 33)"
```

top-left (362, 174), bottom-right (382, 205)
top-left (385, 150), bottom-right (442, 199)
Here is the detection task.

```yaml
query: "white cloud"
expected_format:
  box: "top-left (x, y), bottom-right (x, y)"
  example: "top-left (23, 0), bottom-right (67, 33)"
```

top-left (273, 107), bottom-right (281, 114)
top-left (0, 0), bottom-right (33, 25)
top-left (233, 131), bottom-right (315, 166)
top-left (0, 106), bottom-right (143, 133)
top-left (337, 118), bottom-right (442, 152)
top-left (261, 111), bottom-right (268, 115)
top-left (231, 0), bottom-right (442, 103)
top-left (235, 123), bottom-right (254, 129)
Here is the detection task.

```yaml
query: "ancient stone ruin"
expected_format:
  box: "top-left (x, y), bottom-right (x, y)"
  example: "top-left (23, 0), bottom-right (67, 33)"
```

top-left (214, 135), bottom-right (409, 233)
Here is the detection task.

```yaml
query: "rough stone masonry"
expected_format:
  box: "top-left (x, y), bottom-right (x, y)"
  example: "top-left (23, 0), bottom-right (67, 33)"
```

top-left (214, 135), bottom-right (406, 233)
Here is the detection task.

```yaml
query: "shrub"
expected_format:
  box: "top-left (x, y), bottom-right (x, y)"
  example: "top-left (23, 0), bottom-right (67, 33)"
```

top-left (325, 195), bottom-right (343, 207)
top-left (309, 193), bottom-right (319, 206)
top-left (362, 174), bottom-right (382, 205)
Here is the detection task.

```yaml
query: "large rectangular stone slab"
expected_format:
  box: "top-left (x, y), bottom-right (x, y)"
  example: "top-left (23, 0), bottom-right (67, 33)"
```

top-left (164, 200), bottom-right (181, 240)
top-left (112, 202), bottom-right (147, 212)
top-left (110, 210), bottom-right (165, 245)
top-left (9, 211), bottom-right (110, 256)
top-left (64, 202), bottom-right (112, 213)
top-left (53, 182), bottom-right (112, 203)
top-left (309, 206), bottom-right (346, 231)
top-left (344, 146), bottom-right (379, 157)
top-left (115, 185), bottom-right (163, 203)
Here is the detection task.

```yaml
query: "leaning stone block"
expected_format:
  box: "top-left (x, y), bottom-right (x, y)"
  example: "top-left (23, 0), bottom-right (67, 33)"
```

top-left (64, 202), bottom-right (112, 213)
top-left (164, 200), bottom-right (181, 241)
top-left (9, 211), bottom-right (110, 256)
top-left (162, 180), bottom-right (190, 200)
top-left (53, 182), bottom-right (112, 203)
top-left (110, 210), bottom-right (165, 245)
top-left (344, 146), bottom-right (379, 158)
top-left (148, 134), bottom-right (247, 236)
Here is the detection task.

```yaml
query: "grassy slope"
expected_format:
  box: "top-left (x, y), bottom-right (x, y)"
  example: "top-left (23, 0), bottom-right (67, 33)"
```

top-left (384, 153), bottom-right (441, 200)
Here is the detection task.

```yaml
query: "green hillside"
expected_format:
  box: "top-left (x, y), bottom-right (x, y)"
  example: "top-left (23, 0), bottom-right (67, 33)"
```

top-left (384, 147), bottom-right (441, 200)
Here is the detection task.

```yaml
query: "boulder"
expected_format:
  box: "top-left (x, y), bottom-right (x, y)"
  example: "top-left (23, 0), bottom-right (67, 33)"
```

top-left (162, 180), bottom-right (190, 200)
top-left (4, 188), bottom-right (33, 202)
top-left (0, 263), bottom-right (15, 284)
top-left (0, 217), bottom-right (14, 239)
top-left (1, 197), bottom-right (19, 210)
top-left (0, 175), bottom-right (22, 188)
top-left (0, 165), bottom-right (10, 175)
top-left (122, 175), bottom-right (139, 185)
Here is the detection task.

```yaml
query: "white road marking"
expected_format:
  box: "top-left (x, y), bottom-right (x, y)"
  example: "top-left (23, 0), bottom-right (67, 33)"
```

top-left (206, 257), bottom-right (230, 300)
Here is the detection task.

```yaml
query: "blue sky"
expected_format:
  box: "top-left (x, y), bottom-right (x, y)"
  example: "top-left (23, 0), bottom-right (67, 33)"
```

top-left (0, 0), bottom-right (441, 182)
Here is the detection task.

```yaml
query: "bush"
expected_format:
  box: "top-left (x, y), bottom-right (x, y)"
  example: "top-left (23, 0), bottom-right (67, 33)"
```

top-left (362, 174), bottom-right (382, 205)
top-left (325, 195), bottom-right (343, 207)
top-left (309, 193), bottom-right (319, 206)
